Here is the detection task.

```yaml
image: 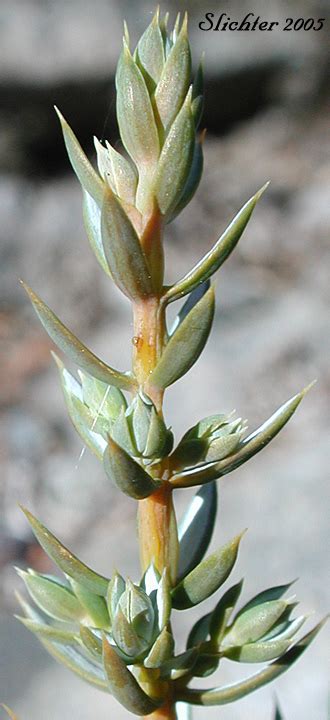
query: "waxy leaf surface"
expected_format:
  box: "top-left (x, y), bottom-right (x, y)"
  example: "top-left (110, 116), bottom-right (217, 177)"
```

top-left (170, 388), bottom-right (309, 487)
top-left (103, 437), bottom-right (160, 499)
top-left (177, 481), bottom-right (217, 581)
top-left (21, 507), bottom-right (109, 596)
top-left (103, 636), bottom-right (161, 715)
top-left (150, 286), bottom-right (215, 389)
top-left (164, 183), bottom-right (269, 304)
top-left (55, 108), bottom-right (104, 206)
top-left (101, 187), bottom-right (153, 300)
top-left (22, 283), bottom-right (133, 391)
top-left (175, 621), bottom-right (326, 705)
top-left (172, 532), bottom-right (243, 609)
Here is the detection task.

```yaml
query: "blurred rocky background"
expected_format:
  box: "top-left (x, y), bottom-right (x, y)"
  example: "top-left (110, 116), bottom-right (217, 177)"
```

top-left (0, 0), bottom-right (329, 718)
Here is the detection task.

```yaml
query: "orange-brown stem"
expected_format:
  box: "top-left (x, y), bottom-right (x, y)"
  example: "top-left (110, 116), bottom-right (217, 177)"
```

top-left (145, 696), bottom-right (177, 720)
top-left (138, 482), bottom-right (178, 582)
top-left (132, 250), bottom-right (178, 719)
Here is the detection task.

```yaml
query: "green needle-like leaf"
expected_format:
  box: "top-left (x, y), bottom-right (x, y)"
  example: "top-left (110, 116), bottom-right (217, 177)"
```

top-left (101, 187), bottom-right (154, 300)
top-left (55, 107), bottom-right (104, 206)
top-left (224, 616), bottom-right (307, 663)
top-left (103, 636), bottom-right (162, 715)
top-left (155, 14), bottom-right (191, 130)
top-left (175, 620), bottom-right (327, 705)
top-left (21, 282), bottom-right (134, 391)
top-left (70, 580), bottom-right (110, 628)
top-left (79, 626), bottom-right (103, 658)
top-left (17, 617), bottom-right (78, 646)
top-left (161, 648), bottom-right (198, 680)
top-left (116, 42), bottom-right (159, 169)
top-left (222, 600), bottom-right (291, 649)
top-left (42, 639), bottom-right (109, 691)
top-left (144, 628), bottom-right (174, 668)
top-left (54, 355), bottom-right (107, 460)
top-left (137, 9), bottom-right (165, 85)
top-left (17, 570), bottom-right (86, 623)
top-left (155, 89), bottom-right (195, 218)
top-left (82, 190), bottom-right (111, 277)
top-left (209, 581), bottom-right (244, 646)
top-left (21, 507), bottom-right (109, 596)
top-left (168, 136), bottom-right (203, 221)
top-left (150, 285), bottom-right (215, 389)
top-left (172, 532), bottom-right (243, 609)
top-left (103, 436), bottom-right (160, 499)
top-left (187, 613), bottom-right (211, 649)
top-left (177, 482), bottom-right (217, 581)
top-left (164, 183), bottom-right (269, 304)
top-left (170, 280), bottom-right (210, 336)
top-left (94, 138), bottom-right (137, 205)
top-left (170, 387), bottom-right (310, 487)
top-left (15, 615), bottom-right (77, 645)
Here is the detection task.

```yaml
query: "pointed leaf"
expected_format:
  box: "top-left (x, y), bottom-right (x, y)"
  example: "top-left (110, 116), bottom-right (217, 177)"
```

top-left (137, 10), bottom-right (165, 85)
top-left (164, 183), bottom-right (269, 304)
top-left (79, 626), bottom-right (103, 658)
top-left (170, 280), bottom-right (210, 336)
top-left (21, 282), bottom-right (134, 391)
top-left (170, 387), bottom-right (310, 487)
top-left (94, 138), bottom-right (137, 204)
top-left (110, 407), bottom-right (137, 456)
top-left (55, 107), bottom-right (104, 206)
top-left (112, 606), bottom-right (145, 658)
top-left (240, 582), bottom-right (295, 614)
top-left (150, 285), bottom-right (215, 389)
top-left (21, 507), bottom-right (109, 596)
top-left (54, 355), bottom-right (107, 460)
top-left (177, 482), bottom-right (217, 581)
top-left (107, 571), bottom-right (126, 621)
top-left (161, 648), bottom-right (198, 680)
top-left (132, 394), bottom-right (152, 454)
top-left (155, 15), bottom-right (191, 130)
top-left (17, 616), bottom-right (77, 646)
top-left (101, 187), bottom-right (153, 300)
top-left (103, 436), bottom-right (160, 499)
top-left (225, 618), bottom-right (306, 663)
top-left (103, 636), bottom-right (161, 714)
top-left (222, 600), bottom-right (290, 649)
top-left (172, 532), bottom-right (243, 610)
top-left (169, 137), bottom-right (204, 222)
top-left (18, 570), bottom-right (85, 622)
top-left (83, 190), bottom-right (111, 276)
top-left (209, 581), bottom-right (244, 645)
top-left (187, 613), bottom-right (211, 649)
top-left (144, 408), bottom-right (170, 458)
top-left (116, 43), bottom-right (159, 168)
top-left (261, 614), bottom-right (306, 643)
top-left (144, 628), bottom-right (174, 668)
top-left (70, 580), bottom-right (110, 628)
top-left (42, 638), bottom-right (108, 691)
top-left (155, 89), bottom-right (195, 217)
top-left (79, 370), bottom-right (127, 420)
top-left (175, 620), bottom-right (327, 705)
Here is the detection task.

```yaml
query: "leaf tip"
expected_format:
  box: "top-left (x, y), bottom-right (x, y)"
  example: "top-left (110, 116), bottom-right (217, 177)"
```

top-left (255, 180), bottom-right (270, 202)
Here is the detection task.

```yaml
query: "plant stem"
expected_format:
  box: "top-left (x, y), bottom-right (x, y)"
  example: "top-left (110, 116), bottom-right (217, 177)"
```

top-left (145, 697), bottom-right (177, 720)
top-left (133, 294), bottom-right (179, 582)
top-left (133, 288), bottom-right (179, 719)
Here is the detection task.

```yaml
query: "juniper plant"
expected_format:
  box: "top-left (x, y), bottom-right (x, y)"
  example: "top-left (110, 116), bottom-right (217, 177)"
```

top-left (17, 9), bottom-right (325, 720)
